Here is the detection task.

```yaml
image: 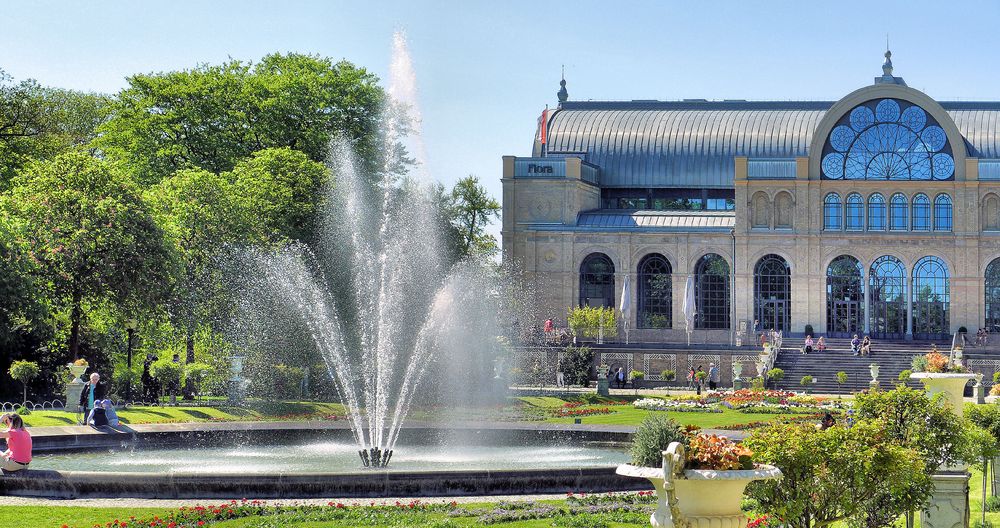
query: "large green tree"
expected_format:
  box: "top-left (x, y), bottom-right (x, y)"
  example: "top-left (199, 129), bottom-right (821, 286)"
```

top-left (97, 53), bottom-right (384, 184)
top-left (446, 175), bottom-right (500, 258)
top-left (3, 151), bottom-right (173, 359)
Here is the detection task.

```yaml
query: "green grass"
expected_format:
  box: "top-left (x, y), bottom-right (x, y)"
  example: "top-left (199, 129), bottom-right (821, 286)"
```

top-left (21, 401), bottom-right (346, 427)
top-left (0, 506), bottom-right (172, 527)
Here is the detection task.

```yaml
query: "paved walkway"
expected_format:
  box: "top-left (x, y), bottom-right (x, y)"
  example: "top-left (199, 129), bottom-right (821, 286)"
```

top-left (0, 494), bottom-right (572, 507)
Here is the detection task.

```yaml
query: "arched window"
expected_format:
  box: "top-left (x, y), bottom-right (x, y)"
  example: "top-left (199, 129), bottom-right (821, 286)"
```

top-left (754, 255), bottom-right (791, 333)
top-left (774, 192), bottom-right (793, 229)
top-left (821, 98), bottom-right (954, 180)
top-left (579, 253), bottom-right (615, 308)
top-left (637, 254), bottom-right (672, 329)
top-left (868, 193), bottom-right (886, 231)
top-left (826, 255), bottom-right (864, 337)
top-left (890, 193), bottom-right (908, 231)
top-left (986, 258), bottom-right (1000, 332)
top-left (695, 254), bottom-right (730, 330)
top-left (985, 195), bottom-right (1000, 231)
top-left (869, 256), bottom-right (906, 339)
top-left (933, 194), bottom-right (952, 232)
top-left (845, 193), bottom-right (864, 231)
top-left (912, 194), bottom-right (931, 231)
top-left (751, 192), bottom-right (771, 229)
top-left (912, 256), bottom-right (950, 339)
top-left (824, 193), bottom-right (842, 230)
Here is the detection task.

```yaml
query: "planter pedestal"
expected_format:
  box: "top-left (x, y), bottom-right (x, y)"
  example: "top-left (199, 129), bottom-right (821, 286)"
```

top-left (909, 373), bottom-right (977, 416)
top-left (920, 470), bottom-right (970, 528)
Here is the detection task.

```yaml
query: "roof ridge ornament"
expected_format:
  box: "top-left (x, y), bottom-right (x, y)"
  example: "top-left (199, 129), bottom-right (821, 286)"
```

top-left (875, 45), bottom-right (906, 86)
top-left (557, 65), bottom-right (569, 103)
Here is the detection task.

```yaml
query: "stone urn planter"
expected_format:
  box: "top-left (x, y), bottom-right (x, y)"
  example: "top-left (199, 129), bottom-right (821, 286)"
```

top-left (910, 372), bottom-right (977, 416)
top-left (616, 443), bottom-right (781, 528)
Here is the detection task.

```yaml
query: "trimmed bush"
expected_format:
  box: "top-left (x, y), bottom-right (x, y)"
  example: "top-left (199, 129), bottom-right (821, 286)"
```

top-left (899, 369), bottom-right (913, 382)
top-left (660, 369), bottom-right (676, 381)
top-left (630, 414), bottom-right (687, 468)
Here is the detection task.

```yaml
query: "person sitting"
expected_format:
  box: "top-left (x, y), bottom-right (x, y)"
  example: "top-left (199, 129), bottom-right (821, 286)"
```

top-left (851, 334), bottom-right (861, 356)
top-left (1, 413), bottom-right (31, 474)
top-left (803, 335), bottom-right (814, 354)
top-left (817, 336), bottom-right (826, 353)
top-left (860, 335), bottom-right (872, 356)
top-left (819, 412), bottom-right (836, 430)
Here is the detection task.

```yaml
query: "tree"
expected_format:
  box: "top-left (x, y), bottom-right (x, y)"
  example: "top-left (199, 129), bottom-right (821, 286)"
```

top-left (229, 148), bottom-right (329, 244)
top-left (8, 360), bottom-right (40, 405)
top-left (97, 53), bottom-right (384, 185)
top-left (447, 175), bottom-right (500, 258)
top-left (3, 151), bottom-right (173, 359)
top-left (836, 371), bottom-right (848, 392)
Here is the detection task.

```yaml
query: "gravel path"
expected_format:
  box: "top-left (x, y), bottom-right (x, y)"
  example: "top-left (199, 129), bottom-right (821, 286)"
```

top-left (0, 494), bottom-right (572, 508)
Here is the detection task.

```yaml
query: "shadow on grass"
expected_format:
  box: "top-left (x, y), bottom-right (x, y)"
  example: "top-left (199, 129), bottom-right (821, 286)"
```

top-left (179, 409), bottom-right (211, 419)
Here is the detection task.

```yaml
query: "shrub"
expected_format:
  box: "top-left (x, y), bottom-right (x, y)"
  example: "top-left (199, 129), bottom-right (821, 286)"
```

top-left (985, 495), bottom-right (1000, 512)
top-left (800, 375), bottom-right (814, 386)
top-left (959, 326), bottom-right (969, 335)
top-left (695, 371), bottom-right (708, 382)
top-left (993, 371), bottom-right (1000, 385)
top-left (567, 306), bottom-right (618, 339)
top-left (15, 405), bottom-right (30, 415)
top-left (751, 377), bottom-right (765, 390)
top-left (184, 362), bottom-right (213, 397)
top-left (112, 365), bottom-right (140, 400)
top-left (836, 371), bottom-right (848, 386)
top-left (973, 520), bottom-right (994, 528)
top-left (562, 346), bottom-right (595, 387)
top-left (630, 414), bottom-right (687, 467)
top-left (630, 370), bottom-right (645, 381)
top-left (911, 355), bottom-right (928, 372)
top-left (898, 369), bottom-right (913, 382)
top-left (9, 360), bottom-right (41, 405)
top-left (150, 358), bottom-right (183, 402)
top-left (766, 368), bottom-right (784, 382)
top-left (804, 324), bottom-right (814, 337)
top-left (660, 369), bottom-right (676, 381)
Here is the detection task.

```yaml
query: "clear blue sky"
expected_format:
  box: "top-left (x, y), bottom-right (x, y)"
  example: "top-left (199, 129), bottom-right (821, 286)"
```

top-left (4, 0), bottom-right (1000, 242)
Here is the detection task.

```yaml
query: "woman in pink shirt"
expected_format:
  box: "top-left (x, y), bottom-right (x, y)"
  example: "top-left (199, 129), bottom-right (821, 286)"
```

top-left (1, 413), bottom-right (31, 473)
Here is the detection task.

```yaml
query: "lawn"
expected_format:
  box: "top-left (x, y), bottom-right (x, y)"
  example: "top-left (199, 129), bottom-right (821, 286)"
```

top-left (20, 401), bottom-right (347, 427)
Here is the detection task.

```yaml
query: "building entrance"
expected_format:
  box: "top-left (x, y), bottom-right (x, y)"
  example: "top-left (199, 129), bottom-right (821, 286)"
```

top-left (830, 300), bottom-right (863, 337)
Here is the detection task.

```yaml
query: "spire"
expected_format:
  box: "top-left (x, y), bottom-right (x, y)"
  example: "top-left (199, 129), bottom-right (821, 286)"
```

top-left (874, 43), bottom-right (906, 86)
top-left (557, 65), bottom-right (568, 103)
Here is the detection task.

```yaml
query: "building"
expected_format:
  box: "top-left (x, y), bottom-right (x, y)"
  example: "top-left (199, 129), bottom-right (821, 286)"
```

top-left (502, 52), bottom-right (1000, 344)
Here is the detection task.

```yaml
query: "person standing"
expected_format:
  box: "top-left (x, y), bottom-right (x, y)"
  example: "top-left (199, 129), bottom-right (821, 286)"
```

top-left (615, 367), bottom-right (625, 389)
top-left (708, 363), bottom-right (719, 391)
top-left (78, 372), bottom-right (108, 425)
top-left (0, 413), bottom-right (31, 473)
top-left (555, 354), bottom-right (565, 387)
top-left (695, 365), bottom-right (705, 395)
top-left (687, 367), bottom-right (695, 389)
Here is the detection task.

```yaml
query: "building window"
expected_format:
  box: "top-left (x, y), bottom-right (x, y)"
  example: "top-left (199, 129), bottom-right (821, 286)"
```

top-left (637, 254), bottom-right (672, 329)
top-left (824, 193), bottom-right (842, 230)
top-left (826, 255), bottom-right (864, 337)
top-left (754, 255), bottom-right (790, 333)
top-left (912, 194), bottom-right (931, 231)
top-left (774, 192), bottom-right (793, 228)
top-left (751, 192), bottom-right (771, 229)
top-left (912, 256), bottom-right (949, 339)
top-left (985, 195), bottom-right (1000, 231)
top-left (695, 253), bottom-right (730, 330)
top-left (890, 193), bottom-right (908, 231)
top-left (618, 198), bottom-right (648, 209)
top-left (579, 253), bottom-right (615, 308)
top-left (986, 257), bottom-right (1000, 332)
top-left (707, 198), bottom-right (735, 211)
top-left (933, 194), bottom-right (952, 231)
top-left (821, 98), bottom-right (955, 181)
top-left (845, 193), bottom-right (864, 231)
top-left (869, 255), bottom-right (906, 339)
top-left (868, 193), bottom-right (886, 231)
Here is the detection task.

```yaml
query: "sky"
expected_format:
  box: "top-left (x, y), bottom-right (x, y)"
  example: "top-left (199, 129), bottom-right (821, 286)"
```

top-left (4, 0), bottom-right (1000, 243)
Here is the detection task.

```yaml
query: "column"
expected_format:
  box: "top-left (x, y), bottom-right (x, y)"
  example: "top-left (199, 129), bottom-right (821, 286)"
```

top-left (864, 274), bottom-right (871, 334)
top-left (906, 274), bottom-right (914, 339)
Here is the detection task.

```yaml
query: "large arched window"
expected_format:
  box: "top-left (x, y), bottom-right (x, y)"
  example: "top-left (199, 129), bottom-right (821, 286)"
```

top-left (868, 193), bottom-right (886, 231)
top-left (912, 256), bottom-right (950, 339)
top-left (869, 256), bottom-right (906, 339)
top-left (824, 193), bottom-right (842, 230)
top-left (579, 253), bottom-right (615, 308)
top-left (912, 194), bottom-right (931, 231)
top-left (986, 258), bottom-right (1000, 332)
top-left (821, 98), bottom-right (955, 180)
top-left (754, 255), bottom-right (790, 333)
top-left (934, 194), bottom-right (952, 232)
top-left (845, 193), bottom-right (864, 231)
top-left (637, 254), bottom-right (672, 329)
top-left (695, 254), bottom-right (730, 330)
top-left (827, 255), bottom-right (864, 337)
top-left (890, 193), bottom-right (908, 231)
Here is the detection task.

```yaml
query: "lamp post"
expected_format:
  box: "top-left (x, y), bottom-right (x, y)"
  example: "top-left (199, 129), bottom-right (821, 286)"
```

top-left (125, 318), bottom-right (138, 402)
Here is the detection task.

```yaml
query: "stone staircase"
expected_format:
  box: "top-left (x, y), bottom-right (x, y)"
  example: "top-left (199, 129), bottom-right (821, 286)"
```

top-left (770, 337), bottom-right (990, 394)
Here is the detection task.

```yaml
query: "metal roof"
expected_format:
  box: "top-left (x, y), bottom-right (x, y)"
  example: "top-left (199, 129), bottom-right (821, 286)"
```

top-left (537, 100), bottom-right (1000, 187)
top-left (574, 210), bottom-right (735, 232)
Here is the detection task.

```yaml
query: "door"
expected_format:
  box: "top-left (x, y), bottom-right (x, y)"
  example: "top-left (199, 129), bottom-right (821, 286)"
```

top-left (758, 299), bottom-right (788, 334)
top-left (831, 300), bottom-right (862, 337)
top-left (870, 299), bottom-right (905, 340)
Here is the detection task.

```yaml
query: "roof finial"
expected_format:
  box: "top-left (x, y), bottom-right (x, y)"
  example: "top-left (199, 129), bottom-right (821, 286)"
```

top-left (882, 35), bottom-right (893, 76)
top-left (557, 65), bottom-right (568, 103)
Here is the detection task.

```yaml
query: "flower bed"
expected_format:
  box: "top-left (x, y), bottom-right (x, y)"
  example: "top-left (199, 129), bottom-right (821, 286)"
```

top-left (633, 398), bottom-right (722, 413)
top-left (551, 407), bottom-right (614, 417)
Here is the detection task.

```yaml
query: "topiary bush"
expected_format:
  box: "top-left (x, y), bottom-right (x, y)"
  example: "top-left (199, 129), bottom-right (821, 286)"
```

top-left (660, 369), bottom-right (676, 381)
top-left (800, 375), bottom-right (814, 386)
top-left (630, 414), bottom-right (687, 468)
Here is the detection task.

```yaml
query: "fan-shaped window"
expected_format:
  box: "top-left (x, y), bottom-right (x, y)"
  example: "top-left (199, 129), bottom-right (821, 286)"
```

top-left (751, 192), bottom-right (771, 229)
top-left (985, 195), bottom-right (1000, 231)
top-left (890, 193), bottom-right (908, 231)
top-left (912, 256), bottom-right (949, 339)
top-left (986, 258), bottom-right (1000, 332)
top-left (912, 194), bottom-right (931, 231)
top-left (826, 255), bottom-right (864, 337)
top-left (754, 255), bottom-right (790, 333)
top-left (867, 193), bottom-right (886, 231)
top-left (774, 192), bottom-right (793, 229)
top-left (579, 253), bottom-right (615, 308)
top-left (637, 254), bottom-right (672, 329)
top-left (824, 193), bottom-right (842, 231)
top-left (821, 98), bottom-right (954, 181)
top-left (869, 256), bottom-right (906, 339)
top-left (845, 193), bottom-right (864, 231)
top-left (933, 194), bottom-right (952, 232)
top-left (695, 254), bottom-right (730, 330)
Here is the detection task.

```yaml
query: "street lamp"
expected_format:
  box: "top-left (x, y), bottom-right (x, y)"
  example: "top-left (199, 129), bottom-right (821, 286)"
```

top-left (125, 318), bottom-right (138, 402)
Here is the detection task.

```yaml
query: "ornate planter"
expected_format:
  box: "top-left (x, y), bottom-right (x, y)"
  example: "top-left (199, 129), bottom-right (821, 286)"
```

top-left (910, 372), bottom-right (977, 417)
top-left (616, 443), bottom-right (781, 528)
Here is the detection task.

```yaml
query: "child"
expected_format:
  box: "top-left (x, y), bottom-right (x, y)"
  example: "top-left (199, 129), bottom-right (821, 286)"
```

top-left (102, 400), bottom-right (119, 427)
top-left (1, 413), bottom-right (31, 473)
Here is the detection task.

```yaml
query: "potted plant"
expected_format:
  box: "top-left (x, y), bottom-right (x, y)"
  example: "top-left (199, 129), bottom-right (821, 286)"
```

top-left (660, 369), bottom-right (676, 383)
top-left (67, 358), bottom-right (88, 380)
top-left (631, 370), bottom-right (645, 393)
top-left (617, 421), bottom-right (781, 526)
top-left (909, 350), bottom-right (976, 416)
